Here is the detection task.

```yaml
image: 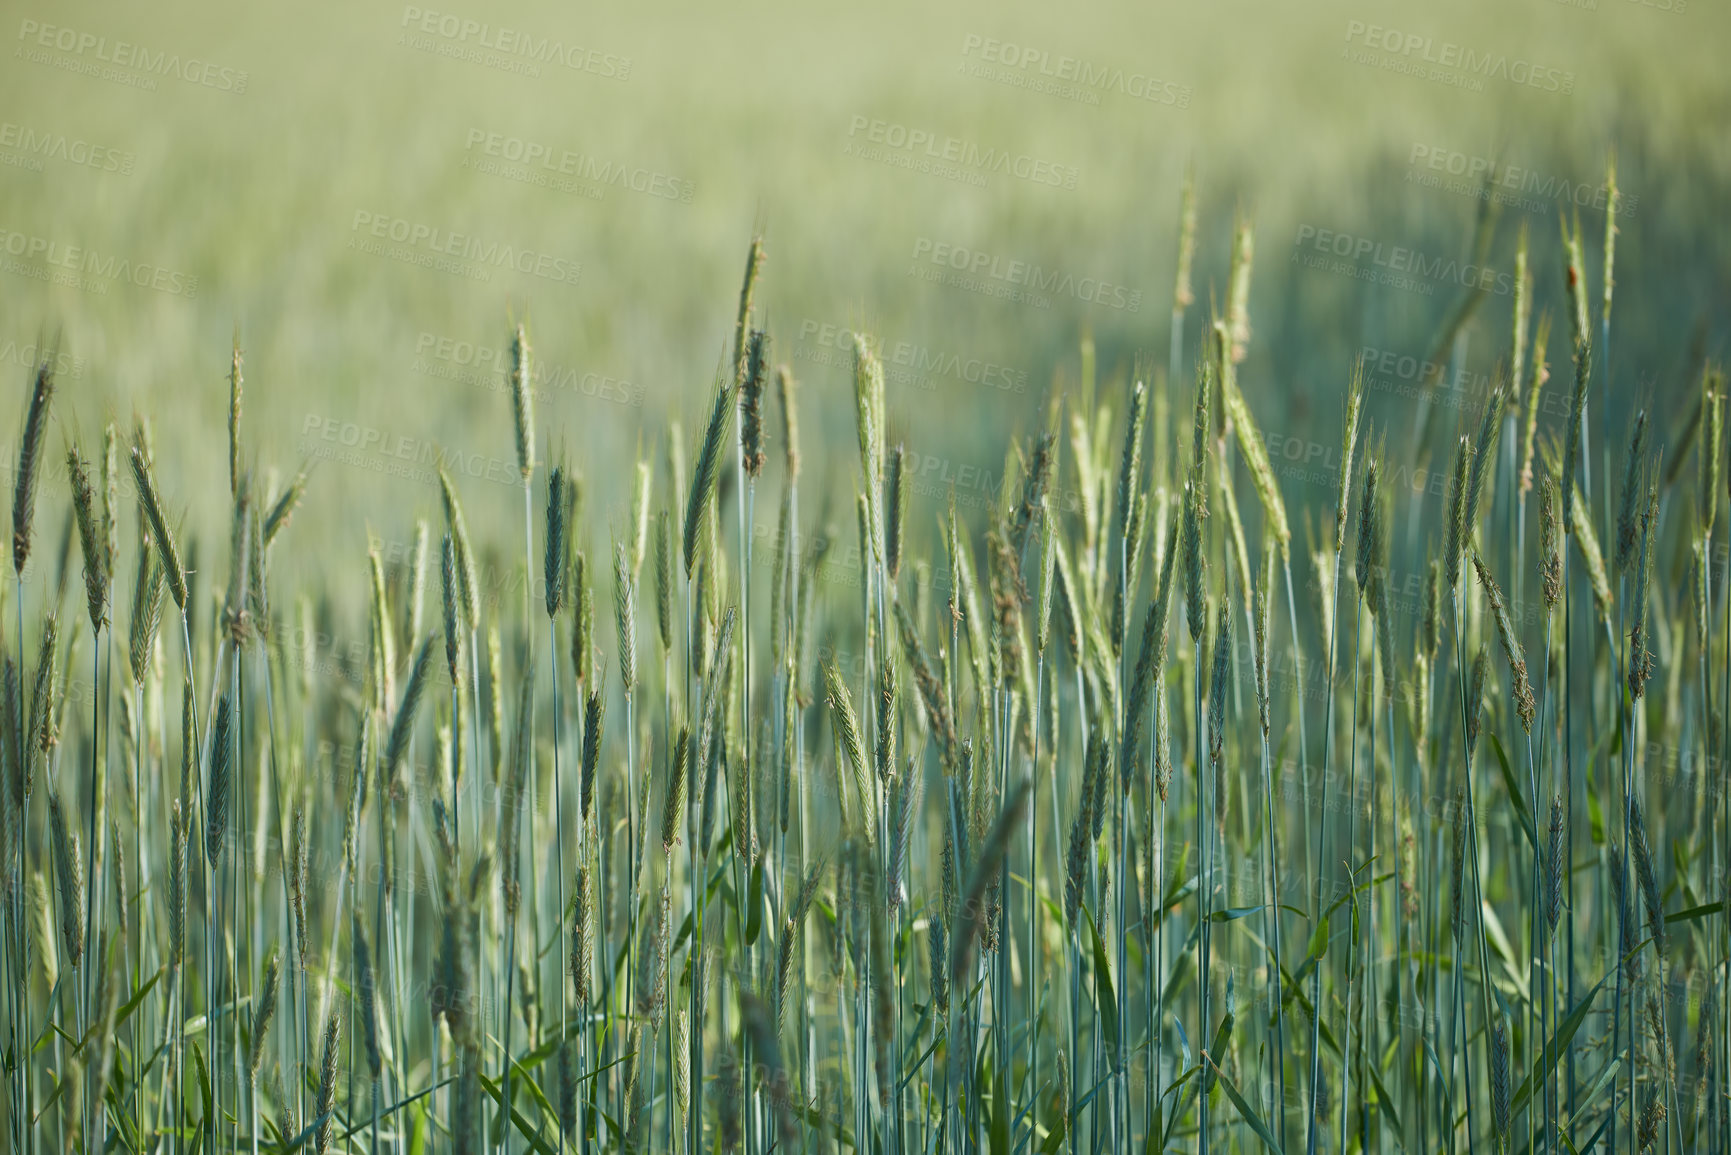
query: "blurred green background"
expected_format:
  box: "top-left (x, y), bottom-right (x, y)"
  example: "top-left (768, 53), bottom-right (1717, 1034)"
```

top-left (1, 0), bottom-right (1726, 605)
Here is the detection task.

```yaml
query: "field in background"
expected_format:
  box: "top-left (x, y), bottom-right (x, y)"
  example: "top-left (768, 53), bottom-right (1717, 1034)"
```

top-left (1, 0), bottom-right (1726, 601)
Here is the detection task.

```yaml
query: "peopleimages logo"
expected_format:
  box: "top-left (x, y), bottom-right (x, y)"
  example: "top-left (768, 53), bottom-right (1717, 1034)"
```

top-left (349, 211), bottom-right (581, 286)
top-left (462, 129), bottom-right (694, 203)
top-left (16, 19), bottom-right (249, 93)
top-left (795, 319), bottom-right (1029, 394)
top-left (958, 34), bottom-right (1191, 108)
top-left (0, 122), bottom-right (135, 174)
top-left (846, 116), bottom-right (1078, 190)
top-left (1343, 21), bottom-right (1575, 94)
top-left (909, 237), bottom-right (1141, 312)
top-left (298, 414), bottom-right (520, 489)
top-left (398, 7), bottom-right (630, 80)
top-left (1408, 144), bottom-right (1636, 217)
top-left (413, 332), bottom-right (644, 408)
top-left (0, 228), bottom-right (199, 298)
top-left (1292, 224), bottom-right (1515, 298)
top-left (0, 339), bottom-right (84, 378)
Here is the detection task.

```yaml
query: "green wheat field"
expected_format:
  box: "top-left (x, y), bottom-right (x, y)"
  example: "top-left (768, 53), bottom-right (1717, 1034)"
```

top-left (1, 1), bottom-right (1730, 1154)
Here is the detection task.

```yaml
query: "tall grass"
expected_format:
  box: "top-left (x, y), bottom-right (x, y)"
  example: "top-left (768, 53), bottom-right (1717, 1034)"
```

top-left (0, 157), bottom-right (1719, 1155)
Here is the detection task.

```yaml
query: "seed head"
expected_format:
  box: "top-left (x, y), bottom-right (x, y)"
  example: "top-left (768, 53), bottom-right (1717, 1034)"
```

top-left (741, 328), bottom-right (769, 477)
top-left (571, 550), bottom-right (594, 684)
top-left (1182, 480), bottom-right (1207, 643)
top-left (248, 491), bottom-right (269, 638)
top-left (499, 665), bottom-right (536, 916)
top-left (163, 799), bottom-right (189, 971)
top-left (1114, 382), bottom-right (1149, 564)
top-left (1615, 411), bottom-right (1650, 573)
top-left (1154, 681), bottom-right (1172, 801)
top-left (777, 364), bottom-right (800, 478)
top-left (1226, 217), bottom-right (1255, 362)
top-left (1444, 437), bottom-right (1471, 590)
top-left (385, 634), bottom-right (435, 786)
top-left (545, 466), bottom-right (567, 617)
top-left (1472, 551), bottom-right (1534, 733)
top-left (1227, 382), bottom-right (1290, 557)
top-left (853, 335), bottom-right (888, 567)
top-left (927, 912), bottom-right (949, 1016)
top-left (1566, 477), bottom-right (1612, 618)
top-left (13, 358), bottom-right (55, 576)
top-left (290, 806), bottom-right (308, 970)
top-left (1354, 457), bottom-right (1382, 600)
top-left (1539, 473), bottom-right (1562, 612)
top-left (1466, 648), bottom-right (1487, 757)
top-left (100, 422), bottom-right (118, 574)
top-left (206, 693), bottom-right (233, 868)
top-left (66, 447), bottom-right (108, 632)
top-left (662, 725), bottom-right (689, 855)
top-left (349, 914), bottom-right (381, 1079)
top-left (1464, 386), bottom-right (1504, 545)
top-left (222, 476), bottom-right (254, 647)
top-left (25, 616), bottom-right (56, 788)
top-left (1065, 742), bottom-right (1097, 930)
top-left (1207, 598), bottom-right (1231, 781)
top-left (1630, 796), bottom-right (1665, 956)
top-left (895, 598), bottom-right (957, 770)
top-left (1189, 359), bottom-right (1212, 500)
top-left (571, 857), bottom-right (593, 1005)
top-left (249, 950), bottom-right (281, 1078)
top-left (438, 469), bottom-right (479, 635)
top-left (1638, 1091), bottom-right (1666, 1153)
top-left (227, 338), bottom-right (244, 497)
top-left (1609, 840), bottom-right (1639, 981)
top-left (126, 548), bottom-right (163, 693)
top-left (733, 235), bottom-right (764, 383)
top-left (1628, 486), bottom-right (1658, 699)
top-left (48, 790), bottom-right (82, 969)
top-left (1519, 312), bottom-right (1552, 497)
top-left (824, 660), bottom-right (874, 845)
top-left (1335, 360), bottom-right (1365, 554)
top-left (108, 819), bottom-right (127, 931)
top-left (685, 374), bottom-right (735, 576)
top-left (1490, 1011), bottom-right (1511, 1144)
top-left (262, 463), bottom-right (309, 549)
top-left (557, 1042), bottom-right (578, 1141)
top-left (130, 444), bottom-right (186, 610)
top-left (1124, 513), bottom-right (1181, 770)
top-left (314, 1011), bottom-right (341, 1155)
top-left (509, 320), bottom-right (534, 481)
top-left (654, 508), bottom-right (673, 654)
top-left (886, 443), bottom-right (908, 583)
top-left (777, 861), bottom-right (825, 1032)
top-left (614, 541), bottom-right (636, 693)
top-left (440, 534), bottom-right (461, 683)
top-left (888, 759), bottom-right (923, 910)
top-left (580, 688), bottom-right (603, 822)
top-left (876, 654), bottom-right (898, 791)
